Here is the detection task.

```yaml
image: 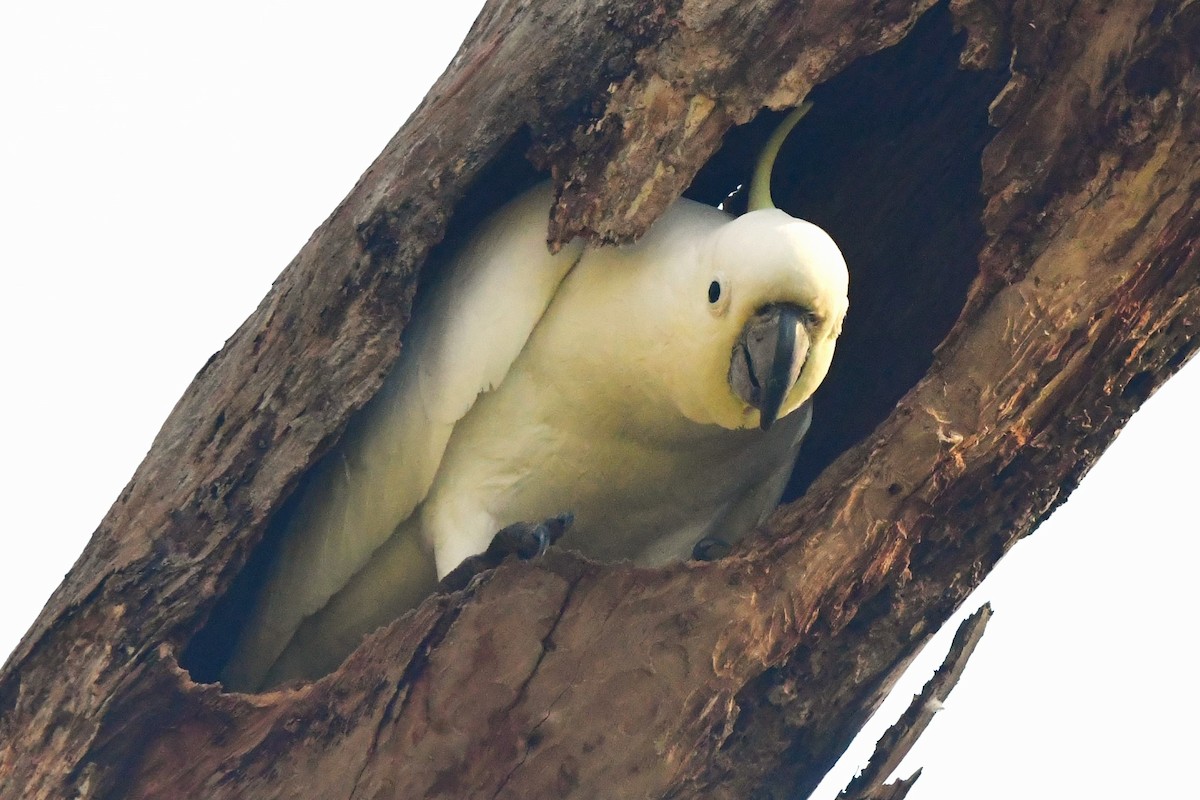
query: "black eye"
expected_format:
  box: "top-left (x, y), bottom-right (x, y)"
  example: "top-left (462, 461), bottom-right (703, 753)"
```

top-left (708, 280), bottom-right (722, 304)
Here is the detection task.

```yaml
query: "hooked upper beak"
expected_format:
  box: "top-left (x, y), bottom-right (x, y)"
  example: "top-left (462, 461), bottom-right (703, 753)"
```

top-left (729, 304), bottom-right (810, 430)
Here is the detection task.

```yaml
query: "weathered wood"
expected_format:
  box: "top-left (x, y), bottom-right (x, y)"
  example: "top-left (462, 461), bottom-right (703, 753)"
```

top-left (839, 605), bottom-right (991, 800)
top-left (857, 774), bottom-right (923, 800)
top-left (1, 0), bottom-right (1197, 798)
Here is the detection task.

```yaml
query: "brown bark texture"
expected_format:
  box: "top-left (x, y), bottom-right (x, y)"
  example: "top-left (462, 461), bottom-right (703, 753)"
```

top-left (2, 0), bottom-right (1197, 798)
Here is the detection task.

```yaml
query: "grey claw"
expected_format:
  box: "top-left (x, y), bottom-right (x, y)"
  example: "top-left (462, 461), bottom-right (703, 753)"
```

top-left (438, 512), bottom-right (576, 594)
top-left (520, 522), bottom-right (553, 560)
top-left (490, 512), bottom-right (574, 560)
top-left (692, 537), bottom-right (732, 562)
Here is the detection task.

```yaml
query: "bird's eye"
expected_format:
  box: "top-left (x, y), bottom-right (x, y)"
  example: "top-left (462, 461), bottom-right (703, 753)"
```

top-left (708, 280), bottom-right (722, 304)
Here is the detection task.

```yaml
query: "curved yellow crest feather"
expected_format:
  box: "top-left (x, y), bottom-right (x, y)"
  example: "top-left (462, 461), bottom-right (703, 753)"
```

top-left (747, 102), bottom-right (813, 213)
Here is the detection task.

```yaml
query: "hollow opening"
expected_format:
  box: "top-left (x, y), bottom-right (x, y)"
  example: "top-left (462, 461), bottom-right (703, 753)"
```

top-left (185, 2), bottom-right (1008, 689)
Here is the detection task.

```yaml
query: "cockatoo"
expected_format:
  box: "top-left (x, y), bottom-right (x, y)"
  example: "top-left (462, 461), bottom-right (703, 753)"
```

top-left (222, 105), bottom-right (849, 691)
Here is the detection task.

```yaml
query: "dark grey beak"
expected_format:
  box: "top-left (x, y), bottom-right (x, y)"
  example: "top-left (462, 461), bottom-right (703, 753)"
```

top-left (729, 304), bottom-right (810, 430)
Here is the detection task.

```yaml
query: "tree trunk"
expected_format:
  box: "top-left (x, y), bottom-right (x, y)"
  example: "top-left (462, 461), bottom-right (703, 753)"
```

top-left (2, 0), bottom-right (1197, 797)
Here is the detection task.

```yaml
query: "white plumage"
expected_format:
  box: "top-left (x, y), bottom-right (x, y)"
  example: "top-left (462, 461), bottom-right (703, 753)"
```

top-left (223, 109), bottom-right (849, 691)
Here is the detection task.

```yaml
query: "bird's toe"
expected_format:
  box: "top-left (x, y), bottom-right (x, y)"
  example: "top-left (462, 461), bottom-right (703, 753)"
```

top-left (692, 537), bottom-right (733, 562)
top-left (491, 512), bottom-right (574, 560)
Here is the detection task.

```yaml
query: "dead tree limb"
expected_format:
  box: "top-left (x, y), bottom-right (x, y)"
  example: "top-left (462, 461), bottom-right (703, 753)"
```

top-left (1, 0), bottom-right (1197, 798)
top-left (839, 605), bottom-right (992, 800)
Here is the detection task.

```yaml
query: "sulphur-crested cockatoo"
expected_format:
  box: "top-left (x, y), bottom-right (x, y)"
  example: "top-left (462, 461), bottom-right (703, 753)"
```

top-left (222, 106), bottom-right (849, 691)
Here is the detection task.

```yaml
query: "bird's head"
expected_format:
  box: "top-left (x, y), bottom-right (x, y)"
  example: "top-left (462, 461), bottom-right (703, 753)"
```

top-left (701, 209), bottom-right (848, 430)
top-left (553, 104), bottom-right (846, 436)
top-left (660, 103), bottom-right (848, 432)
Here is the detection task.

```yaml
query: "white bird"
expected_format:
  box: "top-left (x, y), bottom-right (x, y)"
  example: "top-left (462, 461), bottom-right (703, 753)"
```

top-left (222, 106), bottom-right (849, 691)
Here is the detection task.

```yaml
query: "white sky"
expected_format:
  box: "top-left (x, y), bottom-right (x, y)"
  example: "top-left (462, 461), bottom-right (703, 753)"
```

top-left (2, 3), bottom-right (1196, 798)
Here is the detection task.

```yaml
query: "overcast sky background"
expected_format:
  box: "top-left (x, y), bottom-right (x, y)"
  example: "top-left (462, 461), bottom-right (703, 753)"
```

top-left (2, 3), bottom-right (1196, 797)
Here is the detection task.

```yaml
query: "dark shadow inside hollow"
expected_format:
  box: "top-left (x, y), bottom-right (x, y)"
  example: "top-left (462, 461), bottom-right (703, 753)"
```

top-left (687, 4), bottom-right (1009, 502)
top-left (185, 3), bottom-right (1006, 689)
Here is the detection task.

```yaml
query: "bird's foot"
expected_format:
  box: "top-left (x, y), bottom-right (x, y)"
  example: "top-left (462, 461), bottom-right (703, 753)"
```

top-left (438, 513), bottom-right (574, 593)
top-left (692, 537), bottom-right (733, 562)
top-left (487, 512), bottom-right (574, 560)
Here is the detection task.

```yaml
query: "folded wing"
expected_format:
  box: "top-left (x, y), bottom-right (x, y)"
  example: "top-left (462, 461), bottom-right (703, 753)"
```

top-left (223, 184), bottom-right (584, 689)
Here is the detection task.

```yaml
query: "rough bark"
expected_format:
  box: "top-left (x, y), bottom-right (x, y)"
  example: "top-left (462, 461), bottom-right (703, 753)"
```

top-left (1, 0), bottom-right (1197, 798)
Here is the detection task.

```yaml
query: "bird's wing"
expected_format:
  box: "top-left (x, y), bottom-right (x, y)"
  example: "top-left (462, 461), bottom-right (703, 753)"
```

top-left (224, 183), bottom-right (584, 689)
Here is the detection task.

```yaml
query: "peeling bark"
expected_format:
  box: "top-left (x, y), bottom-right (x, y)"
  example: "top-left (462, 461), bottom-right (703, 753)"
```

top-left (1, 0), bottom-right (1197, 798)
